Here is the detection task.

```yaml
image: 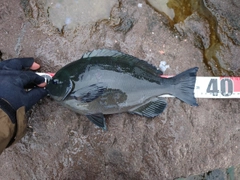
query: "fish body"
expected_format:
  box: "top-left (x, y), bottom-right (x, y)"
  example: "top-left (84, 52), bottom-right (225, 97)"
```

top-left (47, 49), bottom-right (198, 130)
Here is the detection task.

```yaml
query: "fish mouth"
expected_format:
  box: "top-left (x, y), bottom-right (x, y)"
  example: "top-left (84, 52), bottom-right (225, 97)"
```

top-left (61, 79), bottom-right (74, 101)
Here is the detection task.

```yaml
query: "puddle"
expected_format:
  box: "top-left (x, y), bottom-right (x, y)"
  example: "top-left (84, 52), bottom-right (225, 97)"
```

top-left (146, 0), bottom-right (229, 75)
top-left (146, 0), bottom-right (175, 20)
top-left (45, 0), bottom-right (118, 30)
top-left (175, 166), bottom-right (235, 180)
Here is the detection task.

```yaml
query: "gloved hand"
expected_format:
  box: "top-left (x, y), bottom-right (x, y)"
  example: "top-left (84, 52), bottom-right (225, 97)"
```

top-left (0, 58), bottom-right (48, 113)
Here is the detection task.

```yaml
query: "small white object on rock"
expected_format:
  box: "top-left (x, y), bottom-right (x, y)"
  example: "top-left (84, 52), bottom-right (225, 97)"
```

top-left (159, 61), bottom-right (170, 72)
top-left (138, 3), bottom-right (142, 8)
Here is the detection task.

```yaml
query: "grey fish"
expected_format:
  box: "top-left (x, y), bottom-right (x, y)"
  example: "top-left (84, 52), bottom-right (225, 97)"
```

top-left (47, 49), bottom-right (198, 130)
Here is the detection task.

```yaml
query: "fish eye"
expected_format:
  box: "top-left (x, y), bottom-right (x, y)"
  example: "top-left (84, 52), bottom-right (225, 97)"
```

top-left (52, 79), bottom-right (63, 85)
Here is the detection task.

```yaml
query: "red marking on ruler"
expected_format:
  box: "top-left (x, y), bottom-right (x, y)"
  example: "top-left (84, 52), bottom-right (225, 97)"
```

top-left (233, 77), bottom-right (240, 92)
top-left (220, 77), bottom-right (240, 92)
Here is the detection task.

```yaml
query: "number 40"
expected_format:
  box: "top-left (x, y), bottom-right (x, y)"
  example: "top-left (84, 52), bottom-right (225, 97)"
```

top-left (206, 78), bottom-right (233, 96)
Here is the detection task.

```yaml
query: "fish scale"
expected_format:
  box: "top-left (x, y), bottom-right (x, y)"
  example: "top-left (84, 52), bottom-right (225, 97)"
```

top-left (39, 73), bottom-right (240, 99)
top-left (37, 73), bottom-right (240, 99)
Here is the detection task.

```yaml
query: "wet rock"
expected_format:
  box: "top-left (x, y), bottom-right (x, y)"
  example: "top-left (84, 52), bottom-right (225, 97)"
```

top-left (175, 166), bottom-right (238, 180)
top-left (175, 12), bottom-right (210, 50)
top-left (173, 0), bottom-right (240, 75)
top-left (148, 0), bottom-right (240, 76)
top-left (109, 3), bottom-right (136, 34)
top-left (204, 0), bottom-right (240, 75)
top-left (206, 0), bottom-right (240, 46)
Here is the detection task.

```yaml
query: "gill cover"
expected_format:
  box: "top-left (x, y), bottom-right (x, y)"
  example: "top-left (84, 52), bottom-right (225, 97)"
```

top-left (46, 74), bottom-right (73, 101)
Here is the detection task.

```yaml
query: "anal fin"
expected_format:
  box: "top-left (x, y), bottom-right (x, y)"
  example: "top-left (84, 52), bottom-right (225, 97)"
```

top-left (86, 113), bottom-right (107, 130)
top-left (128, 97), bottom-right (167, 118)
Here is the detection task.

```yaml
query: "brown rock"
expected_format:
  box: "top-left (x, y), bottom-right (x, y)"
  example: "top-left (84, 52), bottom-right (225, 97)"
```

top-left (0, 0), bottom-right (240, 179)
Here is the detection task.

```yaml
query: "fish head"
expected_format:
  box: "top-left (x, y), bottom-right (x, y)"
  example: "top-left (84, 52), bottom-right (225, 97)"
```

top-left (46, 72), bottom-right (73, 101)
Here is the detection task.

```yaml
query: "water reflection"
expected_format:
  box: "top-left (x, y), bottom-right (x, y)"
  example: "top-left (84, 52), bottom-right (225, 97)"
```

top-left (146, 0), bottom-right (175, 20)
top-left (175, 166), bottom-right (235, 180)
top-left (145, 0), bottom-right (231, 76)
top-left (46, 0), bottom-right (118, 30)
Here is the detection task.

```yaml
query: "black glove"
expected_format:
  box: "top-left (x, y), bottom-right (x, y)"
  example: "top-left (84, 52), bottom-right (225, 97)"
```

top-left (0, 58), bottom-right (47, 112)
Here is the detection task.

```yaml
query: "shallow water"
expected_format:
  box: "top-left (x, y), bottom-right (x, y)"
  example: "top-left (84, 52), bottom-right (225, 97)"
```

top-left (175, 166), bottom-right (235, 180)
top-left (45, 0), bottom-right (118, 30)
top-left (146, 0), bottom-right (175, 20)
top-left (146, 0), bottom-right (227, 75)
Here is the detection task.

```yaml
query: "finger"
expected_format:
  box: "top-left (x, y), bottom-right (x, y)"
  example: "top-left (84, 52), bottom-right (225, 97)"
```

top-left (30, 62), bottom-right (41, 70)
top-left (17, 71), bottom-right (46, 88)
top-left (23, 88), bottom-right (48, 111)
top-left (0, 58), bottom-right (34, 70)
top-left (38, 82), bottom-right (47, 88)
top-left (25, 82), bottom-right (47, 89)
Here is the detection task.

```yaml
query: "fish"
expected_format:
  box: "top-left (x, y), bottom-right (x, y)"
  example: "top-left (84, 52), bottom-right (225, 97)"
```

top-left (46, 49), bottom-right (198, 130)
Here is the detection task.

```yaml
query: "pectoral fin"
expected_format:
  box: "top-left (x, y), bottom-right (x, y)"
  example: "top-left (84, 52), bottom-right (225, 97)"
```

top-left (86, 113), bottom-right (107, 130)
top-left (128, 97), bottom-right (167, 118)
top-left (71, 82), bottom-right (107, 103)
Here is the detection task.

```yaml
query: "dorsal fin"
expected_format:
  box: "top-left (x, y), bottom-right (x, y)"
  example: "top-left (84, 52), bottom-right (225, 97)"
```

top-left (82, 49), bottom-right (122, 58)
top-left (81, 49), bottom-right (163, 76)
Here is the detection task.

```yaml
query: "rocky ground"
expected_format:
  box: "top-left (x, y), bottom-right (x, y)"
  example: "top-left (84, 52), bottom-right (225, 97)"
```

top-left (0, 0), bottom-right (240, 179)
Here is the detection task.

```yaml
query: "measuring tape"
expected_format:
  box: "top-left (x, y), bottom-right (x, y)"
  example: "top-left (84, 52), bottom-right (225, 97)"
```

top-left (36, 72), bottom-right (54, 82)
top-left (194, 77), bottom-right (240, 98)
top-left (36, 73), bottom-right (240, 99)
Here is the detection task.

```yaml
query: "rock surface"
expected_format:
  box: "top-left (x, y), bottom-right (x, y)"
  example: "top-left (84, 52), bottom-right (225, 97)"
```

top-left (0, 0), bottom-right (240, 179)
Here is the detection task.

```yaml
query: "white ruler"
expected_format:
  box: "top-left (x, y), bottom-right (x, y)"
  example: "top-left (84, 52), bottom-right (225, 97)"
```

top-left (194, 76), bottom-right (240, 98)
top-left (37, 72), bottom-right (54, 82)
top-left (37, 73), bottom-right (240, 99)
top-left (161, 76), bottom-right (240, 98)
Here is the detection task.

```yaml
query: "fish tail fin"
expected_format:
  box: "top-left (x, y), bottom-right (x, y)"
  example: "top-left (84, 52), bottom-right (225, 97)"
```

top-left (171, 67), bottom-right (198, 106)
